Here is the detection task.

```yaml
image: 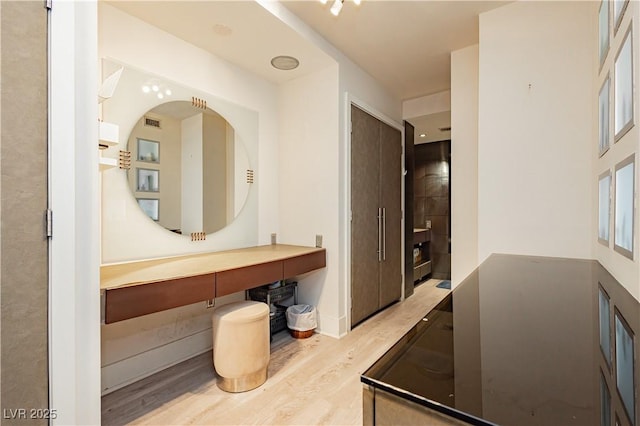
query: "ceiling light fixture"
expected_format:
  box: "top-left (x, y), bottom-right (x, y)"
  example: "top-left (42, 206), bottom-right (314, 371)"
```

top-left (271, 55), bottom-right (300, 71)
top-left (141, 81), bottom-right (172, 98)
top-left (330, 0), bottom-right (343, 16)
top-left (420, 133), bottom-right (426, 138)
top-left (322, 0), bottom-right (361, 16)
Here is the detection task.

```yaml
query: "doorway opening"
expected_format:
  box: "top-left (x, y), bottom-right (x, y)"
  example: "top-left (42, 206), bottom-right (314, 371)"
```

top-left (406, 111), bottom-right (451, 289)
top-left (414, 139), bottom-right (451, 281)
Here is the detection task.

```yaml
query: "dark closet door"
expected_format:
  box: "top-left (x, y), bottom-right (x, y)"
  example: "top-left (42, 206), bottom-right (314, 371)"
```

top-left (351, 105), bottom-right (402, 327)
top-left (351, 105), bottom-right (381, 326)
top-left (379, 122), bottom-right (402, 308)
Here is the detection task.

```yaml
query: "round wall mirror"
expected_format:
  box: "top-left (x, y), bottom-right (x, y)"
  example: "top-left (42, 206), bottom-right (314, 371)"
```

top-left (126, 100), bottom-right (251, 235)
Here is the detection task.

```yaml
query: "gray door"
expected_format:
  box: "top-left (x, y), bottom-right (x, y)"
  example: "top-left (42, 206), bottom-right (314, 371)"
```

top-left (1, 1), bottom-right (50, 421)
top-left (350, 105), bottom-right (380, 326)
top-left (351, 105), bottom-right (402, 327)
top-left (379, 121), bottom-right (402, 308)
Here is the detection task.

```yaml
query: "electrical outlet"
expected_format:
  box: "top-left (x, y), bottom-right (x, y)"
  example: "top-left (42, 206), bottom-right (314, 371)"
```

top-left (315, 234), bottom-right (323, 248)
top-left (271, 233), bottom-right (277, 245)
top-left (426, 220), bottom-right (432, 229)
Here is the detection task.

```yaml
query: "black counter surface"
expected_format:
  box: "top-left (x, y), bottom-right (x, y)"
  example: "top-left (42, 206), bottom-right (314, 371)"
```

top-left (362, 254), bottom-right (639, 426)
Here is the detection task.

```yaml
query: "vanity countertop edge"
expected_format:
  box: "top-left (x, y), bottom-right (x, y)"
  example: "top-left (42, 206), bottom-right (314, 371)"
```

top-left (100, 244), bottom-right (326, 290)
top-left (100, 244), bottom-right (326, 324)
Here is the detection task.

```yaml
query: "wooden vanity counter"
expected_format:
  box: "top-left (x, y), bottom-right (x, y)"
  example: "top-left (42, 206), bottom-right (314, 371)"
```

top-left (101, 244), bottom-right (326, 324)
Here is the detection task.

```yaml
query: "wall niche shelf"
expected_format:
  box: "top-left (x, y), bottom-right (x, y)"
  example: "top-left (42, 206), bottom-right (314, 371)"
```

top-left (99, 120), bottom-right (119, 148)
top-left (99, 156), bottom-right (118, 171)
top-left (413, 228), bottom-right (431, 283)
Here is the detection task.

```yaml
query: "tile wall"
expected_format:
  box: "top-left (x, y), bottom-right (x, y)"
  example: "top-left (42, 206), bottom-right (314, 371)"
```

top-left (415, 141), bottom-right (451, 280)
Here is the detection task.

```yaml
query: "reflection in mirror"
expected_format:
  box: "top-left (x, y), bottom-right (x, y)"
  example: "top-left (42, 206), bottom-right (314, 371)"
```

top-left (600, 372), bottom-right (610, 426)
top-left (614, 155), bottom-right (634, 258)
top-left (127, 101), bottom-right (250, 235)
top-left (598, 286), bottom-right (611, 365)
top-left (615, 311), bottom-right (635, 423)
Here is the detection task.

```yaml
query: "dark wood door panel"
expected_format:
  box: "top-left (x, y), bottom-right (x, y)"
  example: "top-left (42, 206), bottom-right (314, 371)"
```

top-left (351, 105), bottom-right (381, 326)
top-left (105, 273), bottom-right (215, 323)
top-left (379, 121), bottom-right (402, 307)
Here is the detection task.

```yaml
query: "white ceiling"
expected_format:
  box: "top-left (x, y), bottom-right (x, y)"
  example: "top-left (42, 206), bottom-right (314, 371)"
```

top-left (104, 1), bottom-right (336, 84)
top-left (412, 111), bottom-right (451, 145)
top-left (105, 0), bottom-right (509, 101)
top-left (282, 0), bottom-right (509, 100)
top-left (280, 0), bottom-right (507, 145)
top-left (105, 0), bottom-right (510, 144)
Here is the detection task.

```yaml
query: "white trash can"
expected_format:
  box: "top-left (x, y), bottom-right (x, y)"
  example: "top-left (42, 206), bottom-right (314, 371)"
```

top-left (286, 304), bottom-right (317, 339)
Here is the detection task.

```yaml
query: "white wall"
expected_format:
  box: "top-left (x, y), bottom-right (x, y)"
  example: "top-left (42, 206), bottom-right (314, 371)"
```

top-left (100, 11), bottom-right (262, 262)
top-left (98, 3), bottom-right (278, 393)
top-left (261, 1), bottom-right (402, 336)
top-left (278, 65), bottom-right (340, 336)
top-left (49, 1), bottom-right (101, 423)
top-left (477, 1), bottom-right (594, 262)
top-left (451, 44), bottom-right (479, 287)
top-left (403, 90), bottom-right (451, 121)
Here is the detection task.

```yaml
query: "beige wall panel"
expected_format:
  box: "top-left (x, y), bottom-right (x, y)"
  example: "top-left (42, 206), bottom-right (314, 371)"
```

top-left (1, 1), bottom-right (49, 424)
top-left (375, 390), bottom-right (468, 426)
top-left (362, 385), bottom-right (374, 426)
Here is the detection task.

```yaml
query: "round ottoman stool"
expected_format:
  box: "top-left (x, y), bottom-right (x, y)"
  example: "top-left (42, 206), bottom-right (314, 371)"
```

top-left (212, 301), bottom-right (270, 392)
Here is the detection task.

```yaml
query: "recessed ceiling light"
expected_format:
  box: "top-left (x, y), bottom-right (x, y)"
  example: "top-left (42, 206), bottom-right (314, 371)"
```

top-left (271, 56), bottom-right (300, 71)
top-left (420, 133), bottom-right (426, 138)
top-left (213, 24), bottom-right (233, 37)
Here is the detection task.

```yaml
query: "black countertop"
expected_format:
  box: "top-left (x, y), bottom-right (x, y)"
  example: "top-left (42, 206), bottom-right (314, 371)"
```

top-left (362, 254), bottom-right (639, 426)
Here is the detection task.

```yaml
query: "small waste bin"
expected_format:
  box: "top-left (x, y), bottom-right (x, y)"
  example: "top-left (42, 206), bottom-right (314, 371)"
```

top-left (286, 304), bottom-right (317, 339)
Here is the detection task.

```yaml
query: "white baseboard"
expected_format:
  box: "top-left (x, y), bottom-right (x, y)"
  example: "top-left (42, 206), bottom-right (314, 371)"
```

top-left (316, 313), bottom-right (347, 339)
top-left (101, 328), bottom-right (212, 395)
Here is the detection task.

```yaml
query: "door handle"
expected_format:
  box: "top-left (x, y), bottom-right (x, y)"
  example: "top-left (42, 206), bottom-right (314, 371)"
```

top-left (378, 207), bottom-right (382, 262)
top-left (382, 207), bottom-right (386, 261)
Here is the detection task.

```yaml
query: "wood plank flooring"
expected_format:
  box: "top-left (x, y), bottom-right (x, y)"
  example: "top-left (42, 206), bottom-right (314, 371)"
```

top-left (102, 279), bottom-right (448, 425)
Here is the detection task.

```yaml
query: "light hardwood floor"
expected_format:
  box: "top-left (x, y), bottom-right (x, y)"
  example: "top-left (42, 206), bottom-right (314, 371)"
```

top-left (102, 279), bottom-right (449, 425)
